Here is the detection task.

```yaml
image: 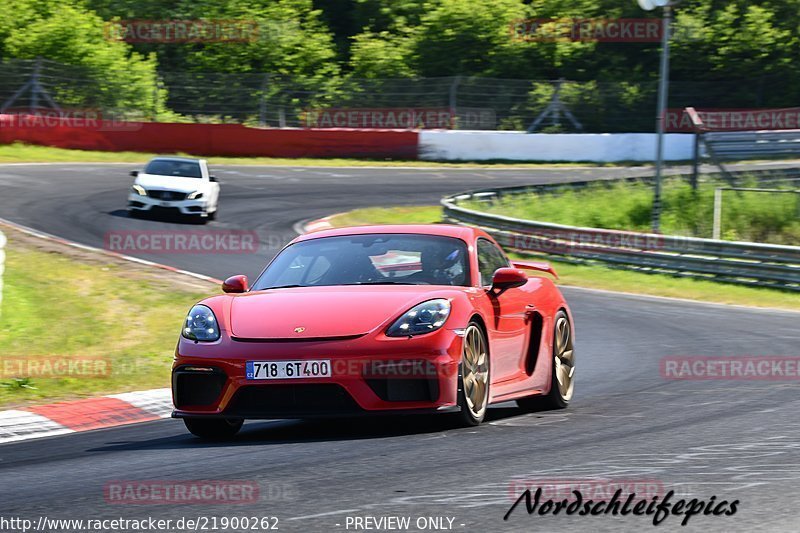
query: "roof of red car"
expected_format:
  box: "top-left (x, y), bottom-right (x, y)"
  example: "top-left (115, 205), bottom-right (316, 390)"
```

top-left (293, 224), bottom-right (486, 243)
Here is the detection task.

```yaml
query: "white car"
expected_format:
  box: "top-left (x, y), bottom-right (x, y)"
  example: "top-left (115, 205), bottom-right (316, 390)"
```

top-left (127, 157), bottom-right (220, 221)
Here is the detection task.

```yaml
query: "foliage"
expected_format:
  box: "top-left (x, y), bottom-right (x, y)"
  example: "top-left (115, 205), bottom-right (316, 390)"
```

top-left (0, 0), bottom-right (161, 114)
top-left (0, 0), bottom-right (799, 123)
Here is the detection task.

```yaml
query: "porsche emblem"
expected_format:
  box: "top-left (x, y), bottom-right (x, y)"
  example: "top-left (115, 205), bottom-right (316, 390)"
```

top-left (294, 327), bottom-right (306, 333)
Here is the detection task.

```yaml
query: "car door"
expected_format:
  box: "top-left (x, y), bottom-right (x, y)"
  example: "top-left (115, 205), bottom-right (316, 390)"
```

top-left (476, 238), bottom-right (530, 383)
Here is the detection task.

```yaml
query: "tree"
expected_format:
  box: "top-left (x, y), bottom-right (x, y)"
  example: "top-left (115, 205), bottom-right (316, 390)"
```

top-left (0, 0), bottom-right (162, 115)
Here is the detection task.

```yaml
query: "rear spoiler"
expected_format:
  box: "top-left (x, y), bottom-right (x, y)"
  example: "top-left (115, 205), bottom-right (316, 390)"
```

top-left (512, 260), bottom-right (559, 280)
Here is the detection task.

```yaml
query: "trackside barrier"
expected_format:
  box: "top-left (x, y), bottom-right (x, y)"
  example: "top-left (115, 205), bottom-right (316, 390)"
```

top-left (442, 185), bottom-right (800, 291)
top-left (419, 130), bottom-right (695, 162)
top-left (704, 130), bottom-right (800, 160)
top-left (0, 115), bottom-right (419, 159)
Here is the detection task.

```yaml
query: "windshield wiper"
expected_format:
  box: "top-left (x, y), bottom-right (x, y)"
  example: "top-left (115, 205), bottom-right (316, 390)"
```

top-left (266, 284), bottom-right (307, 289)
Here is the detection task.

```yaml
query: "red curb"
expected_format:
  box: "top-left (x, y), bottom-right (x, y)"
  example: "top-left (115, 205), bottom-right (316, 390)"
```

top-left (302, 216), bottom-right (334, 233)
top-left (26, 398), bottom-right (159, 432)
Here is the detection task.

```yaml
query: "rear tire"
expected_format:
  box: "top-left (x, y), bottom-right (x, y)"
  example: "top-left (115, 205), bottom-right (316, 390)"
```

top-left (456, 322), bottom-right (490, 426)
top-left (183, 417), bottom-right (243, 440)
top-left (517, 310), bottom-right (574, 411)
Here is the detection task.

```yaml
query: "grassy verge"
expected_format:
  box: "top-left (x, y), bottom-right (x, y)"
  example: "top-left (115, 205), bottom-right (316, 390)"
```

top-left (0, 224), bottom-right (215, 408)
top-left (329, 206), bottom-right (443, 227)
top-left (0, 142), bottom-right (629, 168)
top-left (464, 177), bottom-right (800, 245)
top-left (327, 206), bottom-right (800, 311)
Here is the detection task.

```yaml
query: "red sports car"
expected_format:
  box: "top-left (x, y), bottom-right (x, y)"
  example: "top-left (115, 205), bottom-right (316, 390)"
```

top-left (172, 225), bottom-right (575, 439)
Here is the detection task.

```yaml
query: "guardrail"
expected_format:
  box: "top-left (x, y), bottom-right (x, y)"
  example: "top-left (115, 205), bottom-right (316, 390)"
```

top-left (704, 130), bottom-right (800, 160)
top-left (441, 186), bottom-right (800, 291)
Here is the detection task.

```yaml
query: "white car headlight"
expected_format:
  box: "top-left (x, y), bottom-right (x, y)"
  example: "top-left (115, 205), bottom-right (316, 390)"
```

top-left (187, 191), bottom-right (204, 200)
top-left (182, 304), bottom-right (220, 341)
top-left (131, 184), bottom-right (146, 196)
top-left (386, 299), bottom-right (451, 337)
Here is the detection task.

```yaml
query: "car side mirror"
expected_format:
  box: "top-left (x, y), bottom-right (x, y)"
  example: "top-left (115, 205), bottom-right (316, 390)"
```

top-left (130, 170), bottom-right (139, 177)
top-left (222, 275), bottom-right (248, 293)
top-left (491, 267), bottom-right (528, 290)
top-left (209, 176), bottom-right (218, 183)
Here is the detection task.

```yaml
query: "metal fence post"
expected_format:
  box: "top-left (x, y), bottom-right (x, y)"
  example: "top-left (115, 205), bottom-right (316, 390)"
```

top-left (691, 132), bottom-right (700, 190)
top-left (449, 76), bottom-right (461, 129)
top-left (2, 57), bottom-right (61, 114)
top-left (652, 5), bottom-right (673, 233)
top-left (712, 187), bottom-right (722, 240)
top-left (259, 73), bottom-right (270, 127)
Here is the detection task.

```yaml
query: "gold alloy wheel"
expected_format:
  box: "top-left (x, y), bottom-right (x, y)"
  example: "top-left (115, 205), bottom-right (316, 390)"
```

top-left (553, 315), bottom-right (575, 401)
top-left (462, 325), bottom-right (489, 419)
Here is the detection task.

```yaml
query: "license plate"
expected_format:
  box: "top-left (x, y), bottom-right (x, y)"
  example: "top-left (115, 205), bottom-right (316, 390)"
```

top-left (246, 360), bottom-right (332, 380)
top-left (160, 201), bottom-right (171, 207)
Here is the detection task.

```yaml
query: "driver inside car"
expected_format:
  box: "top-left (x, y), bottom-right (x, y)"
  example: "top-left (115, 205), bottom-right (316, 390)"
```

top-left (405, 246), bottom-right (465, 285)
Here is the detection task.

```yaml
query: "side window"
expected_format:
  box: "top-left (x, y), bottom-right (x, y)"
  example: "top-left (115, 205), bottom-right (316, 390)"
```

top-left (477, 239), bottom-right (510, 286)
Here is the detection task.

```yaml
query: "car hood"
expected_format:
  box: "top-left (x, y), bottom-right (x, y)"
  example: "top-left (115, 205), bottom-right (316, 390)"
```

top-left (136, 173), bottom-right (205, 193)
top-left (228, 286), bottom-right (455, 339)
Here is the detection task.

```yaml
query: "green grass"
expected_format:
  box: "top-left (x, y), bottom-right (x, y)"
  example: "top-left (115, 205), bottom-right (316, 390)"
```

top-left (464, 177), bottom-right (800, 245)
top-left (327, 205), bottom-right (800, 311)
top-left (0, 142), bottom-right (632, 167)
top-left (329, 205), bottom-right (444, 227)
top-left (0, 229), bottom-right (213, 407)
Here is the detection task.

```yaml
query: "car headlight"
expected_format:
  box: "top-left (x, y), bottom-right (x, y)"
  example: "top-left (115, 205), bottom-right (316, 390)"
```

top-left (182, 304), bottom-right (220, 341)
top-left (386, 299), bottom-right (451, 337)
top-left (131, 184), bottom-right (146, 196)
top-left (187, 191), bottom-right (204, 200)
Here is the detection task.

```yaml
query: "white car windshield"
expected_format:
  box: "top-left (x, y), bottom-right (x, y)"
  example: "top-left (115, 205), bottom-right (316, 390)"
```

top-left (145, 159), bottom-right (202, 178)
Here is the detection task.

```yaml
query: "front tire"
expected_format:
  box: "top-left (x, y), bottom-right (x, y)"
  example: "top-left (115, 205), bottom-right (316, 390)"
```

top-left (456, 322), bottom-right (490, 426)
top-left (517, 310), bottom-right (574, 411)
top-left (183, 417), bottom-right (243, 440)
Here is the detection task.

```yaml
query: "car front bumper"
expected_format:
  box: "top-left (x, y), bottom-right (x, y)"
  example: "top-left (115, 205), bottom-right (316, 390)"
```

top-left (128, 193), bottom-right (208, 215)
top-left (171, 328), bottom-right (464, 419)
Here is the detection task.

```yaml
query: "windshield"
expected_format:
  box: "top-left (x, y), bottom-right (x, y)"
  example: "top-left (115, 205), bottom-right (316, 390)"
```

top-left (144, 159), bottom-right (202, 178)
top-left (252, 234), bottom-right (470, 289)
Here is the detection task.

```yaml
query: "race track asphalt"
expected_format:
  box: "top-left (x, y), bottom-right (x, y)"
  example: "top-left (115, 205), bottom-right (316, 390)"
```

top-left (0, 162), bottom-right (798, 533)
